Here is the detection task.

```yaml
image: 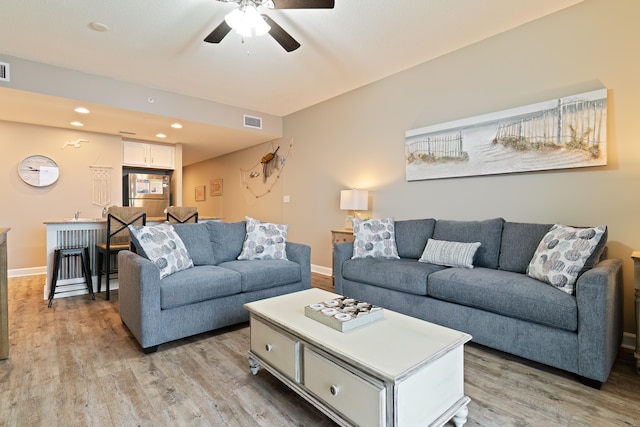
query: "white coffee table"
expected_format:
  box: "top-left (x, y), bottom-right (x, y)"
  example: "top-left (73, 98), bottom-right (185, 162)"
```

top-left (244, 288), bottom-right (472, 426)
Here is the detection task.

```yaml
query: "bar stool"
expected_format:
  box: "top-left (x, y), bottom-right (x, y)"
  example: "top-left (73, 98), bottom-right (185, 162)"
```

top-left (166, 206), bottom-right (198, 224)
top-left (48, 246), bottom-right (95, 308)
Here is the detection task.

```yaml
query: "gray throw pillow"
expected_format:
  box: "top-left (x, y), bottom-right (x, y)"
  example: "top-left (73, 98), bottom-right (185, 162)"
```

top-left (526, 224), bottom-right (607, 295)
top-left (351, 218), bottom-right (400, 259)
top-left (128, 223), bottom-right (194, 279)
top-left (419, 238), bottom-right (481, 268)
top-left (237, 216), bottom-right (289, 260)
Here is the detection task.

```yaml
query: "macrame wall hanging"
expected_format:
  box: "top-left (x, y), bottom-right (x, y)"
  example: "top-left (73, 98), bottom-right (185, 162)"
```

top-left (240, 142), bottom-right (293, 200)
top-left (90, 166), bottom-right (112, 208)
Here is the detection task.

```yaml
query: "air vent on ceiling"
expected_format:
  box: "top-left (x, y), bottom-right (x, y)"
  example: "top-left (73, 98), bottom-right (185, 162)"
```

top-left (0, 62), bottom-right (10, 82)
top-left (244, 115), bottom-right (262, 130)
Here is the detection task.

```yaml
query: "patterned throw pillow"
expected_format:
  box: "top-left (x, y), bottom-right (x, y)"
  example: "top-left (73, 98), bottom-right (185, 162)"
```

top-left (526, 224), bottom-right (607, 295)
top-left (128, 222), bottom-right (194, 279)
top-left (418, 238), bottom-right (481, 268)
top-left (351, 218), bottom-right (400, 259)
top-left (237, 216), bottom-right (289, 260)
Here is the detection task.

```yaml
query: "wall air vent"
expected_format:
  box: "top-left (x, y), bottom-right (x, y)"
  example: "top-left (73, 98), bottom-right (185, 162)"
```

top-left (244, 115), bottom-right (262, 130)
top-left (0, 62), bottom-right (10, 82)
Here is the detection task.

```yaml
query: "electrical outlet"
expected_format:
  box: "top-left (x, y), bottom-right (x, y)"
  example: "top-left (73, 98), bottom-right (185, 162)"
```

top-left (283, 195), bottom-right (290, 203)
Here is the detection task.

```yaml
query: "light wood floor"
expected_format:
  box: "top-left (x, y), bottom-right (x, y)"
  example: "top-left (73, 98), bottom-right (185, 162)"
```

top-left (1, 274), bottom-right (639, 427)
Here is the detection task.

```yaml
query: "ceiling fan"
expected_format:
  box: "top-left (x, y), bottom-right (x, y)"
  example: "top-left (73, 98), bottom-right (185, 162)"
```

top-left (204, 0), bottom-right (335, 52)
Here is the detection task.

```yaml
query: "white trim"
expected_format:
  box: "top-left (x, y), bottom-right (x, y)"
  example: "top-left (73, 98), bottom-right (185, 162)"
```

top-left (311, 264), bottom-right (332, 276)
top-left (622, 332), bottom-right (636, 351)
top-left (9, 266), bottom-right (46, 278)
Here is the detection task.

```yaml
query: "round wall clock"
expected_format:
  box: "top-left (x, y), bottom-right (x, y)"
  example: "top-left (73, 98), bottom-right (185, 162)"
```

top-left (18, 155), bottom-right (60, 187)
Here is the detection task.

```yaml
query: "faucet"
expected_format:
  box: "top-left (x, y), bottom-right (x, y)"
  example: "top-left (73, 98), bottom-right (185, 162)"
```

top-left (74, 211), bottom-right (81, 220)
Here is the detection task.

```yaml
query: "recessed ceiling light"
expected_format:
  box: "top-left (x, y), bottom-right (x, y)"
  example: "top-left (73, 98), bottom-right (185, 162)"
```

top-left (70, 121), bottom-right (84, 127)
top-left (74, 107), bottom-right (90, 114)
top-left (156, 133), bottom-right (167, 138)
top-left (171, 123), bottom-right (182, 129)
top-left (88, 22), bottom-right (109, 32)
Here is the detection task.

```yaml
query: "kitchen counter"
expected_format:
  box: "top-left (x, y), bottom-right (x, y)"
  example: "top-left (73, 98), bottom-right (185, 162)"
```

top-left (43, 216), bottom-right (221, 224)
top-left (43, 217), bottom-right (221, 300)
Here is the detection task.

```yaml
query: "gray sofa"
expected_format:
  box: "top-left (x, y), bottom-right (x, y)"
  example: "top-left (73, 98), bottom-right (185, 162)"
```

top-left (118, 220), bottom-right (311, 353)
top-left (333, 218), bottom-right (623, 388)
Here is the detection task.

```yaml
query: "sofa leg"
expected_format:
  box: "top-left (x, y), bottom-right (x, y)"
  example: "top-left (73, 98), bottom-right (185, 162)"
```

top-left (579, 376), bottom-right (603, 389)
top-left (143, 345), bottom-right (159, 354)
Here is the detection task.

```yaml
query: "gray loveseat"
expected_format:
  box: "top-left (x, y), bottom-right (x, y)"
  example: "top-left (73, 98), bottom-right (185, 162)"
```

top-left (118, 220), bottom-right (311, 353)
top-left (333, 218), bottom-right (623, 387)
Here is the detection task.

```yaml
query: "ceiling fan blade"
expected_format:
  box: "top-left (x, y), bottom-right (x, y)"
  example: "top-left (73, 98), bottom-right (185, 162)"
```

top-left (271, 0), bottom-right (334, 9)
top-left (204, 21), bottom-right (232, 43)
top-left (263, 15), bottom-right (300, 52)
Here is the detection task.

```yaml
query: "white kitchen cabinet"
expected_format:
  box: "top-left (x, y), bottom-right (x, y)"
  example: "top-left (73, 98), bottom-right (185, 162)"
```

top-left (123, 141), bottom-right (174, 169)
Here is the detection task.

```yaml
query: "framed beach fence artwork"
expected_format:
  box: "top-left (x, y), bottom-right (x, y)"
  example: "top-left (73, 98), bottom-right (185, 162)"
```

top-left (405, 88), bottom-right (607, 181)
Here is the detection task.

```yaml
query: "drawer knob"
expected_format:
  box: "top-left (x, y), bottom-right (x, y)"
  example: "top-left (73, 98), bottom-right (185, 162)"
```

top-left (265, 343), bottom-right (273, 352)
top-left (329, 384), bottom-right (340, 396)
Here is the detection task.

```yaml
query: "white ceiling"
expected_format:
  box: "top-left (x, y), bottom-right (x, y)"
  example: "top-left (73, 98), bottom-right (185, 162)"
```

top-left (0, 0), bottom-right (582, 165)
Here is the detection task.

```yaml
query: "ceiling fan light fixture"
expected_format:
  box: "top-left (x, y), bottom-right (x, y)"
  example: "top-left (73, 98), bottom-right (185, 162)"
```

top-left (224, 8), bottom-right (244, 29)
top-left (224, 4), bottom-right (271, 38)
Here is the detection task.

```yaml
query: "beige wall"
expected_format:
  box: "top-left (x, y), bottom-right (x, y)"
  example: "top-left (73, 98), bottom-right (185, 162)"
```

top-left (0, 121), bottom-right (123, 271)
top-left (184, 0), bottom-right (640, 333)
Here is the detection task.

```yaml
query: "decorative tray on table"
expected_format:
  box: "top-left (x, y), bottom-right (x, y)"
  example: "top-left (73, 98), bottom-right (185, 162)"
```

top-left (304, 296), bottom-right (383, 332)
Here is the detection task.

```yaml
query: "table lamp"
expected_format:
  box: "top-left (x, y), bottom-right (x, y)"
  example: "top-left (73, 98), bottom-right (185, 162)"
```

top-left (340, 189), bottom-right (368, 229)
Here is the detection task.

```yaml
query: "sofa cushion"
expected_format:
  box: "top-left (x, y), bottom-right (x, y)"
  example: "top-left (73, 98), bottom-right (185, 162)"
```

top-left (206, 221), bottom-right (246, 264)
top-left (219, 260), bottom-right (301, 293)
top-left (351, 217), bottom-right (400, 259)
top-left (582, 225), bottom-right (608, 272)
top-left (419, 239), bottom-right (481, 268)
top-left (172, 223), bottom-right (216, 266)
top-left (394, 219), bottom-right (436, 259)
top-left (238, 216), bottom-right (289, 260)
top-left (498, 222), bottom-right (552, 273)
top-left (427, 267), bottom-right (578, 331)
top-left (526, 224), bottom-right (607, 295)
top-left (342, 258), bottom-right (446, 296)
top-left (128, 223), bottom-right (194, 279)
top-left (159, 265), bottom-right (241, 310)
top-left (432, 218), bottom-right (505, 269)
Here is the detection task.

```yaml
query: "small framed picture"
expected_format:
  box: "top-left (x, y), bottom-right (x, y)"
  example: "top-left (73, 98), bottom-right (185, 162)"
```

top-left (195, 185), bottom-right (205, 202)
top-left (210, 178), bottom-right (223, 196)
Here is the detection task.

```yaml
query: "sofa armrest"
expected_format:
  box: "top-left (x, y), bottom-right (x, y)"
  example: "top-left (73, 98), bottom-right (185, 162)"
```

top-left (286, 242), bottom-right (311, 289)
top-left (576, 258), bottom-right (624, 382)
top-left (333, 242), bottom-right (353, 295)
top-left (118, 250), bottom-right (163, 350)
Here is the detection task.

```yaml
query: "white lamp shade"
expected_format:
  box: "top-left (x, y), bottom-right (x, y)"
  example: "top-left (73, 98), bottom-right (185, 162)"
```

top-left (340, 189), bottom-right (368, 211)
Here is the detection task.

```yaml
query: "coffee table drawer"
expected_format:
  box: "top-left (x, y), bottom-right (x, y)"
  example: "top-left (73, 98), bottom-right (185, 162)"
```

top-left (251, 317), bottom-right (300, 381)
top-left (303, 346), bottom-right (385, 426)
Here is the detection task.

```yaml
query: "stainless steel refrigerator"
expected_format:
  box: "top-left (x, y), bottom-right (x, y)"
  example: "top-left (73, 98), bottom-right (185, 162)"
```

top-left (123, 173), bottom-right (170, 218)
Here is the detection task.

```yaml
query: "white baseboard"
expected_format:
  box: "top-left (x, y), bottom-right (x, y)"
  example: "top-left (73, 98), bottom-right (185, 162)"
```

top-left (9, 266), bottom-right (46, 278)
top-left (622, 332), bottom-right (637, 351)
top-left (311, 264), bottom-right (332, 276)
